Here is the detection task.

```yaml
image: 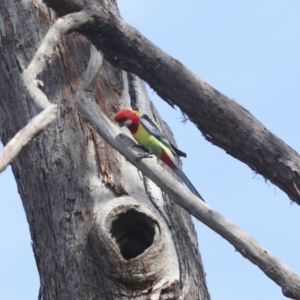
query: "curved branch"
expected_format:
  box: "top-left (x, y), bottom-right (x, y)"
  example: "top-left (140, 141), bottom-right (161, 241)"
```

top-left (23, 11), bottom-right (95, 107)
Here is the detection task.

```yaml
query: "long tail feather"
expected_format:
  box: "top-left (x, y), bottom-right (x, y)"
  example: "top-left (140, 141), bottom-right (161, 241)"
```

top-left (170, 143), bottom-right (187, 157)
top-left (173, 168), bottom-right (205, 202)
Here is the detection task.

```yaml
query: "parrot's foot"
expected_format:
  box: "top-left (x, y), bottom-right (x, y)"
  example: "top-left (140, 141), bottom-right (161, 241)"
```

top-left (136, 153), bottom-right (153, 162)
top-left (133, 145), bottom-right (153, 161)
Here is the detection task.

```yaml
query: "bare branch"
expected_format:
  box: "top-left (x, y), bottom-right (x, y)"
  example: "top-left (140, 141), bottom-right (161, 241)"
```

top-left (0, 104), bottom-right (57, 173)
top-left (70, 6), bottom-right (300, 205)
top-left (80, 45), bottom-right (103, 92)
top-left (76, 46), bottom-right (300, 300)
top-left (23, 11), bottom-right (94, 109)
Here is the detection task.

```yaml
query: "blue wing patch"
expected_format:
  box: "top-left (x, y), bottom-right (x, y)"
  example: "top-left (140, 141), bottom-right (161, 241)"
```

top-left (140, 114), bottom-right (187, 158)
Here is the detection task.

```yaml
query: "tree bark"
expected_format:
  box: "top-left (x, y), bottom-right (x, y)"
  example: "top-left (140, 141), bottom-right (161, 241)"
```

top-left (0, 1), bottom-right (209, 299)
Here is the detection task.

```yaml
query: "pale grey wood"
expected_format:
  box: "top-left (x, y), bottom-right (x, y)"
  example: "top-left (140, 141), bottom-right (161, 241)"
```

top-left (0, 104), bottom-right (57, 172)
top-left (0, 11), bottom-right (94, 173)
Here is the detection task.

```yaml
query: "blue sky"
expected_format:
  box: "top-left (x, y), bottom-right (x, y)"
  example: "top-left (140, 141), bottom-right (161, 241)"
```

top-left (1, 1), bottom-right (300, 299)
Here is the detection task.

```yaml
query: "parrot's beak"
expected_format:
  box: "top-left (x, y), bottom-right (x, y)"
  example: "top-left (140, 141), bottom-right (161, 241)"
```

top-left (117, 119), bottom-right (132, 128)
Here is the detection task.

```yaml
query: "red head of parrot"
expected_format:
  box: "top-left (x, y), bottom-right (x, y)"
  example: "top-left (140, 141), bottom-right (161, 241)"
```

top-left (114, 109), bottom-right (140, 134)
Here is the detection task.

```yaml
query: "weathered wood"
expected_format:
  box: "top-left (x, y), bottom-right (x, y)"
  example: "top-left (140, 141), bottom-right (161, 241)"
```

top-left (41, 1), bottom-right (300, 205)
top-left (0, 104), bottom-right (58, 172)
top-left (0, 1), bottom-right (209, 299)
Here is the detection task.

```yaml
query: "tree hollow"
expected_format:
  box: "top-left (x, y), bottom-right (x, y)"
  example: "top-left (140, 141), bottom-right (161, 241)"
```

top-left (111, 210), bottom-right (157, 260)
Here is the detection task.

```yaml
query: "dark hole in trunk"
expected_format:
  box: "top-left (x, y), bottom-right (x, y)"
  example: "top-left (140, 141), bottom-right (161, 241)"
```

top-left (111, 210), bottom-right (156, 260)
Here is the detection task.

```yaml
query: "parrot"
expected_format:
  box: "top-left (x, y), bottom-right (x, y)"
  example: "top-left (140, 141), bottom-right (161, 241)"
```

top-left (114, 109), bottom-right (204, 201)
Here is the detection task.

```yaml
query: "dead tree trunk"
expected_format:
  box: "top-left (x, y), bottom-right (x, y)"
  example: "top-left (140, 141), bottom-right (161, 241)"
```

top-left (0, 1), bottom-right (210, 299)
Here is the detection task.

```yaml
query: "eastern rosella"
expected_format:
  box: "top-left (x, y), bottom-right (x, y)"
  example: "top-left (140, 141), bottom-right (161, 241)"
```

top-left (114, 109), bottom-right (204, 201)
